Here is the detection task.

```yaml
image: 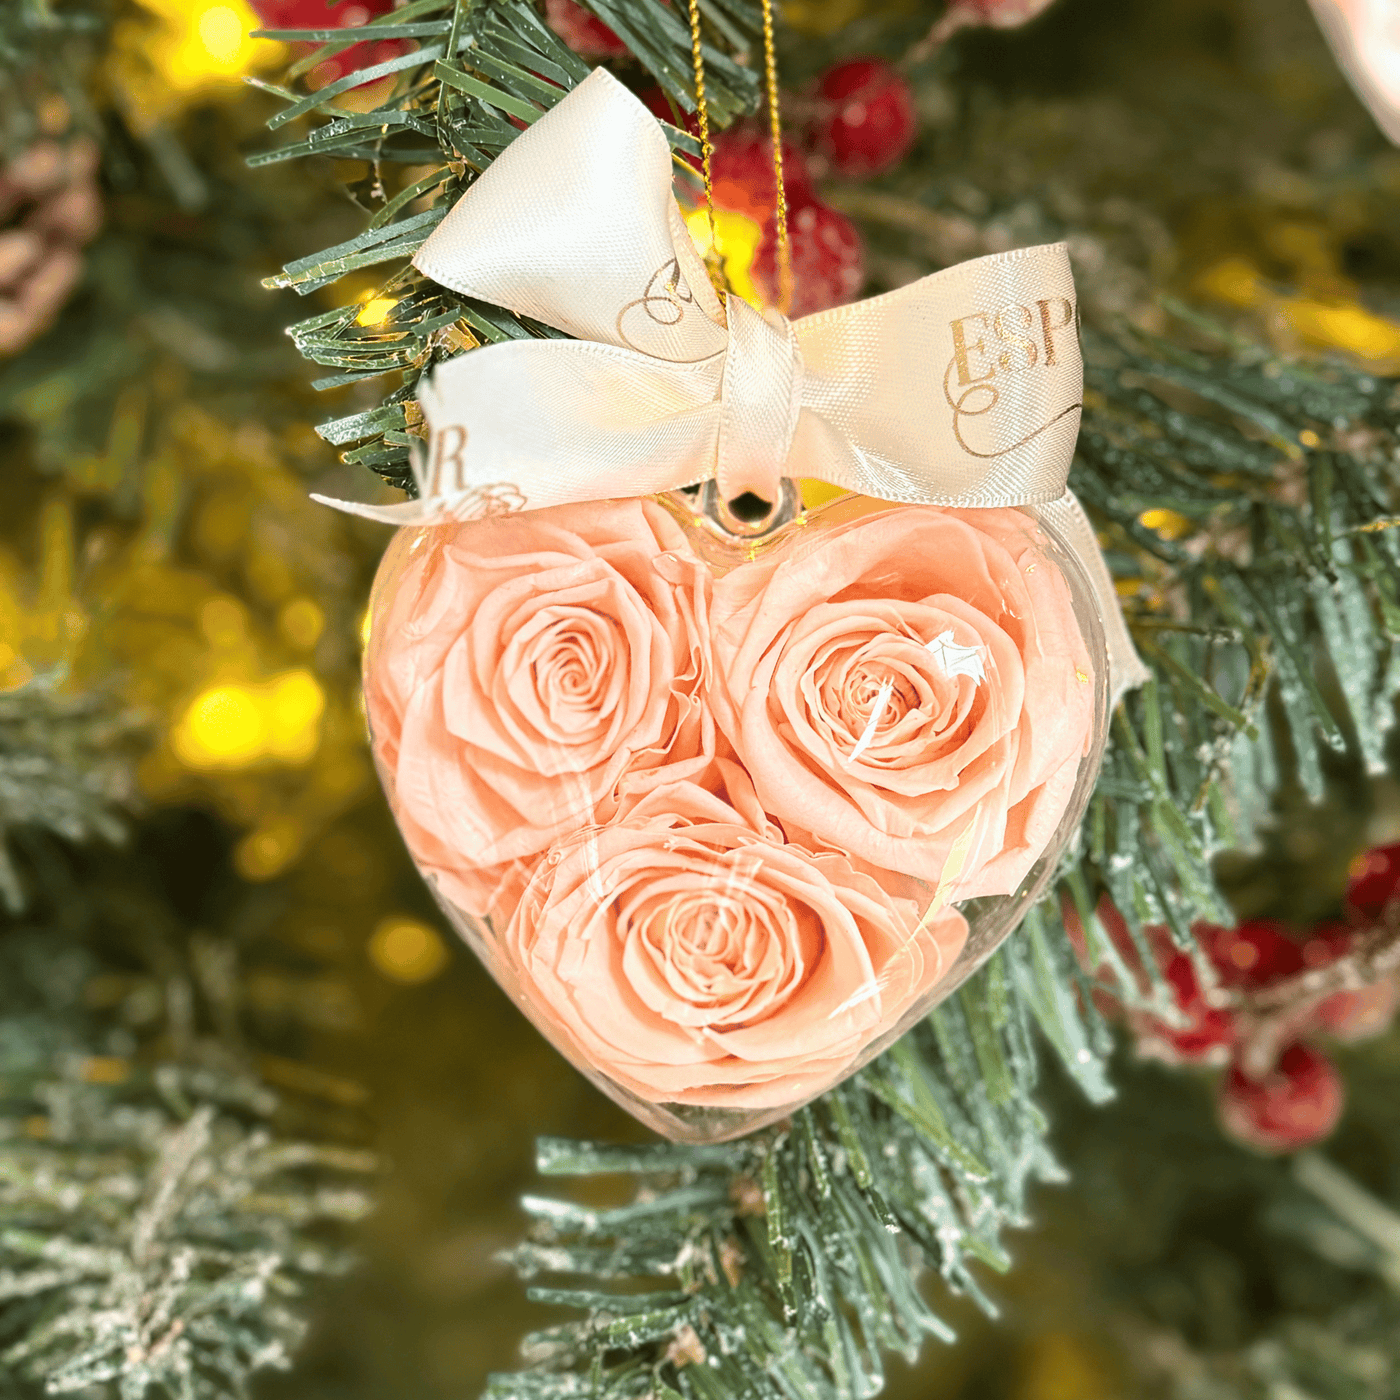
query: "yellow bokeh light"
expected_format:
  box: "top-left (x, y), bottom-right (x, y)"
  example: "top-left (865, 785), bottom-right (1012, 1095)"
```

top-left (1138, 508), bottom-right (1194, 540)
top-left (683, 207), bottom-right (765, 309)
top-left (197, 4), bottom-right (244, 64)
top-left (172, 669), bottom-right (325, 770)
top-left (0, 500), bottom-right (87, 690)
top-left (173, 684), bottom-right (265, 767)
top-left (81, 1056), bottom-right (131, 1085)
top-left (200, 595), bottom-right (249, 648)
top-left (368, 916), bottom-right (450, 985)
top-left (1195, 256), bottom-right (1262, 308)
top-left (279, 597), bottom-right (326, 650)
top-left (1196, 254), bottom-right (1400, 368)
top-left (235, 816), bottom-right (305, 881)
top-left (1282, 298), bottom-right (1400, 363)
top-left (266, 670), bottom-right (326, 762)
top-left (134, 0), bottom-right (283, 95)
top-left (357, 297), bottom-right (398, 327)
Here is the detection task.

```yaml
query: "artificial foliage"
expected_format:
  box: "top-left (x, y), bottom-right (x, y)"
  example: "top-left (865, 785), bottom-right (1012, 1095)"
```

top-left (3, 0), bottom-right (1400, 1397)
top-left (973, 1028), bottom-right (1400, 1400)
top-left (0, 841), bottom-right (377, 1399)
top-left (0, 1), bottom-right (105, 153)
top-left (1, 7), bottom-right (388, 1395)
top-left (0, 683), bottom-right (143, 910)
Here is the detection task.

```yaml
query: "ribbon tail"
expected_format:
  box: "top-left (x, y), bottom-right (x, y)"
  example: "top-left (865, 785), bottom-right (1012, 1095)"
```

top-left (1040, 490), bottom-right (1150, 706)
top-left (409, 339), bottom-right (723, 515)
top-left (309, 493), bottom-right (481, 527)
top-left (313, 339), bottom-right (726, 526)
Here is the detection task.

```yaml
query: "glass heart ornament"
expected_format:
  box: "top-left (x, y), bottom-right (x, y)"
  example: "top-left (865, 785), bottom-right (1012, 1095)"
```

top-left (362, 484), bottom-right (1112, 1141)
top-left (318, 68), bottom-right (1148, 1141)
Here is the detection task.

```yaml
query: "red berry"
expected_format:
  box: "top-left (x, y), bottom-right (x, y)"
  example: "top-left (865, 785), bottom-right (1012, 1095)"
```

top-left (1345, 841), bottom-right (1400, 922)
top-left (811, 58), bottom-right (917, 178)
top-left (752, 198), bottom-right (864, 317)
top-left (1063, 900), bottom-right (1236, 1063)
top-left (544, 0), bottom-right (627, 59)
top-left (1299, 920), bottom-right (1355, 969)
top-left (247, 0), bottom-right (405, 88)
top-left (709, 126), bottom-right (815, 211)
top-left (1217, 1042), bottom-right (1344, 1153)
top-left (648, 109), bottom-right (816, 194)
top-left (1199, 919), bottom-right (1307, 990)
top-left (1131, 946), bottom-right (1236, 1063)
top-left (1314, 980), bottom-right (1399, 1041)
top-left (661, 122), bottom-right (853, 316)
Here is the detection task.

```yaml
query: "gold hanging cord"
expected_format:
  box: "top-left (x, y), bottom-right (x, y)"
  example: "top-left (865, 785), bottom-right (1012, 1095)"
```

top-left (684, 0), bottom-right (794, 314)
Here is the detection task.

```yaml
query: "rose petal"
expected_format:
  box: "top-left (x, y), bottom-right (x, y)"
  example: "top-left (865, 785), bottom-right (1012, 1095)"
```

top-left (710, 504), bottom-right (1093, 897)
top-left (366, 498), bottom-right (718, 923)
top-left (505, 780), bottom-right (969, 1107)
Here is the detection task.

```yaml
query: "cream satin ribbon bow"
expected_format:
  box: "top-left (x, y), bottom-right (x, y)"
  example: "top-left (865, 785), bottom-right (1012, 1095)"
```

top-left (318, 66), bottom-right (1147, 699)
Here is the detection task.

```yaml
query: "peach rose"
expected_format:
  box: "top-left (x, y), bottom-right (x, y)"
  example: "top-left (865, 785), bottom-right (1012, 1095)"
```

top-left (364, 498), bottom-right (715, 925)
top-left (708, 505), bottom-right (1094, 902)
top-left (505, 768), bottom-right (969, 1107)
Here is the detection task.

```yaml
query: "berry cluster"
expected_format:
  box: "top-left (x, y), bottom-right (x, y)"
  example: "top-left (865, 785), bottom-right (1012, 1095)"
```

top-left (703, 124), bottom-right (866, 318)
top-left (1070, 844), bottom-right (1400, 1154)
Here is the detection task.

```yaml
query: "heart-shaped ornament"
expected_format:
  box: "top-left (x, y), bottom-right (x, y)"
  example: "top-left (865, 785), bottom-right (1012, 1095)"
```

top-left (364, 485), bottom-right (1108, 1141)
top-left (322, 68), bottom-right (1146, 1141)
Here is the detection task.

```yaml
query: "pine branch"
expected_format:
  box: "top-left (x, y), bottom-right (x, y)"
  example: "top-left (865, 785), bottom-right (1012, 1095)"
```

top-left (0, 830), bottom-right (377, 1400)
top-left (488, 943), bottom-right (1076, 1400)
top-left (0, 1079), bottom-right (374, 1398)
top-left (1038, 1047), bottom-right (1400, 1400)
top-left (0, 0), bottom-right (106, 160)
top-left (0, 683), bottom-right (144, 913)
top-left (0, 0), bottom-right (103, 71)
top-left (1071, 320), bottom-right (1400, 987)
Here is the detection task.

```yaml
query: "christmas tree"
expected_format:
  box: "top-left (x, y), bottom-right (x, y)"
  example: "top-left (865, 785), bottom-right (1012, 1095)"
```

top-left (4, 0), bottom-right (1400, 1397)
